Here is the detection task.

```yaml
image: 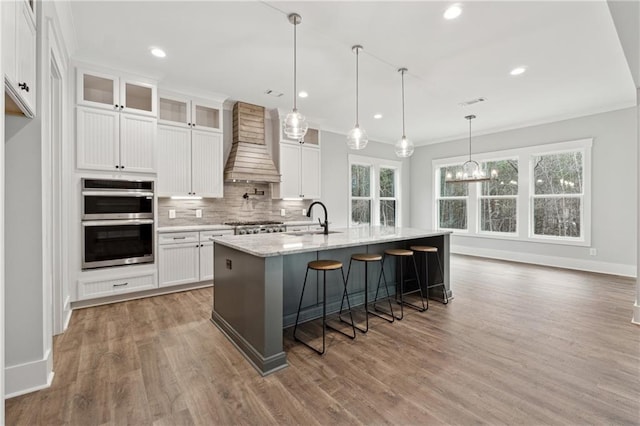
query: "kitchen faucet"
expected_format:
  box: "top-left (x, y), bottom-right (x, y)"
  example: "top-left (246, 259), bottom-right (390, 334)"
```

top-left (307, 201), bottom-right (329, 235)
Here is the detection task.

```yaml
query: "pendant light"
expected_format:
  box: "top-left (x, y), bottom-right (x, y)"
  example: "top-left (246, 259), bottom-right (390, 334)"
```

top-left (446, 115), bottom-right (496, 183)
top-left (347, 45), bottom-right (368, 150)
top-left (283, 13), bottom-right (309, 141)
top-left (394, 68), bottom-right (414, 158)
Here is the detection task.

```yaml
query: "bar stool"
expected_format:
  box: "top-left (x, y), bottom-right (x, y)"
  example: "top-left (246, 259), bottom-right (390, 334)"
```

top-left (383, 248), bottom-right (426, 320)
top-left (293, 259), bottom-right (356, 355)
top-left (339, 253), bottom-right (395, 333)
top-left (410, 245), bottom-right (448, 305)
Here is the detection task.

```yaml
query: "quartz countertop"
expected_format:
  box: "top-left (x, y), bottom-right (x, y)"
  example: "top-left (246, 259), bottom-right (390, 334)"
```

top-left (157, 224), bottom-right (234, 233)
top-left (212, 227), bottom-right (451, 257)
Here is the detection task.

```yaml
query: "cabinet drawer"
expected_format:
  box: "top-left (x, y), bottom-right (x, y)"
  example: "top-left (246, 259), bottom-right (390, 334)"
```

top-left (158, 232), bottom-right (199, 245)
top-left (78, 271), bottom-right (157, 300)
top-left (200, 229), bottom-right (234, 241)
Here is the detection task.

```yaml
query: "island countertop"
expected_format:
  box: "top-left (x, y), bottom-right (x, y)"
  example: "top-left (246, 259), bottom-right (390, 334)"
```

top-left (211, 227), bottom-right (451, 257)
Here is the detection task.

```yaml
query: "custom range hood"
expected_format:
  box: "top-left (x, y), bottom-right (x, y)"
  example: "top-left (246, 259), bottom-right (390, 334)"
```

top-left (224, 102), bottom-right (281, 183)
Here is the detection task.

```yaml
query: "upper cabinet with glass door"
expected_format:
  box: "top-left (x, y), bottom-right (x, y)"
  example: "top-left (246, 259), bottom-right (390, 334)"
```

top-left (77, 68), bottom-right (157, 117)
top-left (158, 91), bottom-right (223, 132)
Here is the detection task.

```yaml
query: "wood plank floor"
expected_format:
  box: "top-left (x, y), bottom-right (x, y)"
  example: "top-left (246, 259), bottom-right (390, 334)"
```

top-left (6, 254), bottom-right (640, 425)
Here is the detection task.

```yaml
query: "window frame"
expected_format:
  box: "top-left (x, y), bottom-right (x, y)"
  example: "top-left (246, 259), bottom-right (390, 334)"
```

top-left (477, 157), bottom-right (520, 236)
top-left (433, 138), bottom-right (592, 246)
top-left (434, 161), bottom-right (470, 233)
top-left (349, 154), bottom-right (402, 228)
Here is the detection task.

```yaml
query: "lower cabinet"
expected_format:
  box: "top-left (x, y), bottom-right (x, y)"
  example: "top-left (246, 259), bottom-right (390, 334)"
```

top-left (77, 269), bottom-right (157, 300)
top-left (158, 229), bottom-right (233, 287)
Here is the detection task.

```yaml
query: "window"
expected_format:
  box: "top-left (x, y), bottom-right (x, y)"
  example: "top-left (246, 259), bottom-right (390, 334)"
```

top-left (433, 139), bottom-right (591, 245)
top-left (479, 159), bottom-right (518, 234)
top-left (349, 155), bottom-right (401, 227)
top-left (351, 164), bottom-right (372, 225)
top-left (532, 151), bottom-right (583, 239)
top-left (436, 165), bottom-right (468, 230)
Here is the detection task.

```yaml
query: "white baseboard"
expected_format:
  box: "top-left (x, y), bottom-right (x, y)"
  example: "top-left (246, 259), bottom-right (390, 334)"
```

top-left (5, 349), bottom-right (54, 399)
top-left (451, 245), bottom-right (636, 277)
top-left (632, 302), bottom-right (640, 325)
top-left (63, 295), bottom-right (72, 331)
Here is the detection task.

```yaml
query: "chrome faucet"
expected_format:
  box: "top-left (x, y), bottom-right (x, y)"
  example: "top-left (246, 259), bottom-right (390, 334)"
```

top-left (307, 201), bottom-right (329, 235)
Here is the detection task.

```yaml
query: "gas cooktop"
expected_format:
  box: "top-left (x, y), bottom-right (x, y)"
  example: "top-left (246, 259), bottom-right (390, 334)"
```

top-left (224, 221), bottom-right (284, 226)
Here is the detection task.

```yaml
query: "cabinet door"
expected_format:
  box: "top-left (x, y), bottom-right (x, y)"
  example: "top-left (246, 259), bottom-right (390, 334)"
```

top-left (199, 241), bottom-right (214, 281)
top-left (279, 143), bottom-right (302, 198)
top-left (158, 94), bottom-right (191, 128)
top-left (121, 79), bottom-right (157, 117)
top-left (76, 106), bottom-right (120, 171)
top-left (77, 69), bottom-right (119, 110)
top-left (300, 146), bottom-right (321, 199)
top-left (191, 99), bottom-right (221, 132)
top-left (191, 130), bottom-right (223, 197)
top-left (15, 0), bottom-right (36, 113)
top-left (2, 0), bottom-right (17, 86)
top-left (119, 114), bottom-right (157, 173)
top-left (157, 125), bottom-right (191, 196)
top-left (158, 243), bottom-right (200, 287)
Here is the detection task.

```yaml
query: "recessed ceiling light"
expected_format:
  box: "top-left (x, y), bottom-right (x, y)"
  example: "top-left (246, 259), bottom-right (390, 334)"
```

top-left (150, 48), bottom-right (166, 58)
top-left (298, 91), bottom-right (308, 98)
top-left (373, 113), bottom-right (383, 119)
top-left (510, 66), bottom-right (527, 76)
top-left (444, 4), bottom-right (462, 20)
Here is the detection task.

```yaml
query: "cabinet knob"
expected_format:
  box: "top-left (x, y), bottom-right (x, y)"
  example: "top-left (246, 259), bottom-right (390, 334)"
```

top-left (188, 123), bottom-right (191, 126)
top-left (115, 165), bottom-right (120, 169)
top-left (120, 165), bottom-right (125, 169)
top-left (114, 104), bottom-right (119, 109)
top-left (120, 105), bottom-right (124, 110)
top-left (18, 82), bottom-right (29, 92)
top-left (192, 124), bottom-right (196, 127)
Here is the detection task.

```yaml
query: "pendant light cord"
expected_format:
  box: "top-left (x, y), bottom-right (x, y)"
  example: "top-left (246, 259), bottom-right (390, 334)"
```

top-left (468, 117), bottom-right (472, 161)
top-left (293, 20), bottom-right (297, 111)
top-left (355, 47), bottom-right (359, 126)
top-left (401, 69), bottom-right (406, 138)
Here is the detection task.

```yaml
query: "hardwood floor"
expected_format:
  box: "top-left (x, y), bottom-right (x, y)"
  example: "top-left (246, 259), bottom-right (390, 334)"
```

top-left (6, 255), bottom-right (640, 425)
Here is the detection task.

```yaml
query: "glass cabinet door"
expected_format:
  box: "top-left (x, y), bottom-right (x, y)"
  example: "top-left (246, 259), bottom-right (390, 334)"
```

top-left (121, 79), bottom-right (157, 116)
top-left (78, 70), bottom-right (118, 110)
top-left (159, 94), bottom-right (191, 128)
top-left (191, 101), bottom-right (220, 132)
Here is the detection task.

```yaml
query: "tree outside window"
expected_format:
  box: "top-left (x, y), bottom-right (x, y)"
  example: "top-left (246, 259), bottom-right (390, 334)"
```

top-left (351, 164), bottom-right (371, 226)
top-left (437, 165), bottom-right (468, 230)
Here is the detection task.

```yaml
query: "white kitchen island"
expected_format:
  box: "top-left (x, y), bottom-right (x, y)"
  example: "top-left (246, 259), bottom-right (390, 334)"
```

top-left (211, 227), bottom-right (452, 375)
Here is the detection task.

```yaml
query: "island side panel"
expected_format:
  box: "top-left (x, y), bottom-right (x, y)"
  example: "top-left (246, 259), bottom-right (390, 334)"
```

top-left (212, 243), bottom-right (287, 375)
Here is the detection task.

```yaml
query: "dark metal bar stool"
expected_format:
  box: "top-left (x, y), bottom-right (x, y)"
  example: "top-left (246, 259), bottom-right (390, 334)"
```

top-left (293, 259), bottom-right (356, 355)
top-left (411, 245), bottom-right (448, 305)
top-left (383, 248), bottom-right (426, 320)
top-left (339, 253), bottom-right (395, 333)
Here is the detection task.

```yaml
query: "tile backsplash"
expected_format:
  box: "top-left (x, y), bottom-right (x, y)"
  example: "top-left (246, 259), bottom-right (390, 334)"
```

top-left (158, 183), bottom-right (310, 226)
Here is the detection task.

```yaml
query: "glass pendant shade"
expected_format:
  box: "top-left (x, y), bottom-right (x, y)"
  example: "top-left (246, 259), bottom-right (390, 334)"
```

top-left (283, 109), bottom-right (308, 140)
top-left (394, 136), bottom-right (414, 158)
top-left (462, 160), bottom-right (485, 179)
top-left (347, 125), bottom-right (368, 150)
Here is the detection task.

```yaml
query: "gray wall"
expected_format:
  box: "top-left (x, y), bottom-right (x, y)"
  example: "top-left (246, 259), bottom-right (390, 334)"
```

top-left (411, 107), bottom-right (637, 274)
top-left (4, 115), bottom-right (44, 366)
top-left (319, 130), bottom-right (411, 228)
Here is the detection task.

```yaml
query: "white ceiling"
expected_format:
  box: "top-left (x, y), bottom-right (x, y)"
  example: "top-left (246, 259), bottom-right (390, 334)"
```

top-left (68, 0), bottom-right (637, 146)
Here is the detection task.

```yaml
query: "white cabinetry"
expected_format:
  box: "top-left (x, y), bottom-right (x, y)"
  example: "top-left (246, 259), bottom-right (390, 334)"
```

top-left (158, 230), bottom-right (233, 287)
top-left (273, 128), bottom-right (321, 199)
top-left (77, 269), bottom-right (157, 300)
top-left (157, 91), bottom-right (225, 197)
top-left (76, 67), bottom-right (157, 173)
top-left (3, 0), bottom-right (37, 117)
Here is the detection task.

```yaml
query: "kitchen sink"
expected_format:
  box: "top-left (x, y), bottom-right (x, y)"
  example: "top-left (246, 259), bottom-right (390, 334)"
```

top-left (284, 230), bottom-right (342, 236)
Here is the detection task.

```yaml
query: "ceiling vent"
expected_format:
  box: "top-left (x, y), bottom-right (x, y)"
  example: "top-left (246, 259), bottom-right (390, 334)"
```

top-left (459, 97), bottom-right (487, 107)
top-left (264, 89), bottom-right (284, 97)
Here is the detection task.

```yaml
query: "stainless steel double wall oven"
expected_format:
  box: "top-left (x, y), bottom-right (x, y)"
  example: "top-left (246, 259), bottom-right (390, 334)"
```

top-left (81, 178), bottom-right (154, 269)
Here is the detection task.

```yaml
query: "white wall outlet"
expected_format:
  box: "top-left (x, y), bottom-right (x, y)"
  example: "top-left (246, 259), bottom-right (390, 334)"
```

top-left (280, 209), bottom-right (286, 216)
top-left (589, 248), bottom-right (597, 256)
top-left (169, 209), bottom-right (176, 219)
top-left (302, 208), bottom-right (306, 216)
top-left (196, 209), bottom-right (202, 218)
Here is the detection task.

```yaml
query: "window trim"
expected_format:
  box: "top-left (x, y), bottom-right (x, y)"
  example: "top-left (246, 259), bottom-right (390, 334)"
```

top-left (349, 154), bottom-right (402, 228)
top-left (433, 138), bottom-right (592, 246)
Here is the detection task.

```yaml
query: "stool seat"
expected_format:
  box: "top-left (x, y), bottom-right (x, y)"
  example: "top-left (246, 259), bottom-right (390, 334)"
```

top-left (309, 260), bottom-right (342, 271)
top-left (410, 245), bottom-right (438, 253)
top-left (351, 253), bottom-right (383, 262)
top-left (384, 248), bottom-right (413, 257)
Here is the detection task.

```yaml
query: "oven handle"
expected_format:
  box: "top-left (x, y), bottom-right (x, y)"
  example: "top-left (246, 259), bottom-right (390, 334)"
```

top-left (82, 191), bottom-right (154, 197)
top-left (82, 219), bottom-right (154, 226)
